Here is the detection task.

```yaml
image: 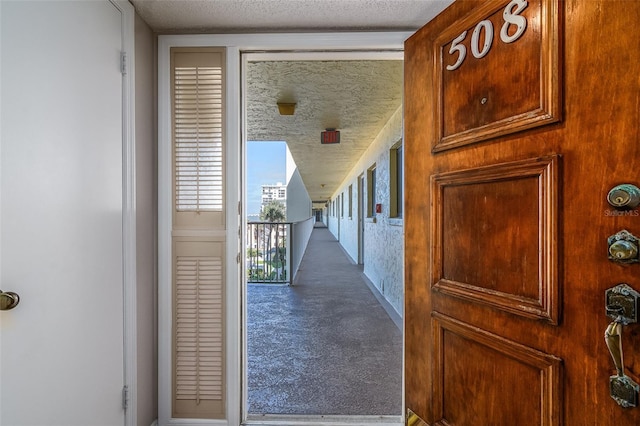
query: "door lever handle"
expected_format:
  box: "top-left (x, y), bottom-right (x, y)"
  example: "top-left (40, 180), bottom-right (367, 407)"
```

top-left (605, 284), bottom-right (640, 408)
top-left (605, 319), bottom-right (639, 408)
top-left (605, 321), bottom-right (625, 377)
top-left (0, 290), bottom-right (20, 311)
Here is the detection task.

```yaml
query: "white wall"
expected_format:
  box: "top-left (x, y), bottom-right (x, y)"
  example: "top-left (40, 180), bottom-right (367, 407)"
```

top-left (285, 146), bottom-right (312, 222)
top-left (328, 106), bottom-right (404, 316)
top-left (290, 217), bottom-right (315, 283)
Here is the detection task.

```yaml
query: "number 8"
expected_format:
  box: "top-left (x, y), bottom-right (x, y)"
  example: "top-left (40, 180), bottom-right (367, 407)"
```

top-left (501, 0), bottom-right (528, 43)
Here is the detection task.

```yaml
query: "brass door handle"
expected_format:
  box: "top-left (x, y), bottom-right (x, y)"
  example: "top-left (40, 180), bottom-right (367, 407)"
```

top-left (605, 284), bottom-right (640, 407)
top-left (605, 321), bottom-right (625, 377)
top-left (0, 290), bottom-right (20, 311)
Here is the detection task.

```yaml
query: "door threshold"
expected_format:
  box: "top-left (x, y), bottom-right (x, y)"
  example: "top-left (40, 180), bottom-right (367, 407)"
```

top-left (244, 414), bottom-right (403, 426)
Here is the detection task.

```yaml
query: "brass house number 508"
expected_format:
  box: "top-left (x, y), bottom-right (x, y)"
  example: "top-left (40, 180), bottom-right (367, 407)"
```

top-left (446, 0), bottom-right (529, 71)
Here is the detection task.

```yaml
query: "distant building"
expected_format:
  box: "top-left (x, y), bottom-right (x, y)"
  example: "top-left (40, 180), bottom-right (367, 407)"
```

top-left (261, 182), bottom-right (287, 212)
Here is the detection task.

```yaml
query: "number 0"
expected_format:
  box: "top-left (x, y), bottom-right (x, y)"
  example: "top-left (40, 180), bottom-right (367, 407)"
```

top-left (471, 20), bottom-right (494, 59)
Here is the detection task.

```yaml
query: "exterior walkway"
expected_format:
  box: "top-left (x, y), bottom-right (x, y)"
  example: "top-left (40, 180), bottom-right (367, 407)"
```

top-left (247, 225), bottom-right (403, 415)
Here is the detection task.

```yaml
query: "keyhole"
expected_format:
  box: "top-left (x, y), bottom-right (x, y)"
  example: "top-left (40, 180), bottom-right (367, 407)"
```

top-left (607, 184), bottom-right (640, 208)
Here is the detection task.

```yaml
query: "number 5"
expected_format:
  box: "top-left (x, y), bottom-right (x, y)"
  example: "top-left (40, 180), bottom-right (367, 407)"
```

top-left (446, 31), bottom-right (467, 71)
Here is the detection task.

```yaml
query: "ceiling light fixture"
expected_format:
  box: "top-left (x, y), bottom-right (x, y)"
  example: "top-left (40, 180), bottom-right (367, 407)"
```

top-left (277, 102), bottom-right (296, 115)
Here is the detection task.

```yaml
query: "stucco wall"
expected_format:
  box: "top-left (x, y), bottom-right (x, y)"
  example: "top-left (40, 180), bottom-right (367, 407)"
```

top-left (328, 106), bottom-right (404, 316)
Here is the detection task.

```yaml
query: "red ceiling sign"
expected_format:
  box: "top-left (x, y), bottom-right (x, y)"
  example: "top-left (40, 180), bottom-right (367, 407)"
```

top-left (321, 130), bottom-right (340, 144)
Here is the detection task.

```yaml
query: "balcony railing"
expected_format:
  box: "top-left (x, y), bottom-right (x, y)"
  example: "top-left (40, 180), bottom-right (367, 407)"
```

top-left (246, 217), bottom-right (315, 285)
top-left (247, 222), bottom-right (291, 284)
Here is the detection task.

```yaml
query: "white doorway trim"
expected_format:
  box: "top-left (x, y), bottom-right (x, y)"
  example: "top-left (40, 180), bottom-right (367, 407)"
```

top-left (112, 1), bottom-right (137, 425)
top-left (358, 173), bottom-right (365, 265)
top-left (158, 32), bottom-right (409, 426)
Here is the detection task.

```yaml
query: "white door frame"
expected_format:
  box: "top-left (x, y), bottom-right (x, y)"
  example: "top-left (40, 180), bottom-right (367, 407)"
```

top-left (358, 173), bottom-right (365, 265)
top-left (158, 32), bottom-right (409, 426)
top-left (113, 1), bottom-right (138, 425)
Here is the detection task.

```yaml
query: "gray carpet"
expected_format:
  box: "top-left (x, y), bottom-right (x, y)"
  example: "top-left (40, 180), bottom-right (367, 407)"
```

top-left (247, 226), bottom-right (403, 415)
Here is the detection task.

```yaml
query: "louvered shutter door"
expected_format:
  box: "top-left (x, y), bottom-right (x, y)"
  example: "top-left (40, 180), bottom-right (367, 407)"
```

top-left (173, 239), bottom-right (225, 418)
top-left (172, 48), bottom-right (225, 229)
top-left (171, 48), bottom-right (226, 419)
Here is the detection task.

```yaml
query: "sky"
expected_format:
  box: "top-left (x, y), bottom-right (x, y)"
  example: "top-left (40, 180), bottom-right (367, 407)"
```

top-left (246, 141), bottom-right (287, 216)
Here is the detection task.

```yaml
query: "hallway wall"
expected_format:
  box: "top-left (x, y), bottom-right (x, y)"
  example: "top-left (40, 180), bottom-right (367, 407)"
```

top-left (286, 168), bottom-right (312, 222)
top-left (328, 106), bottom-right (404, 316)
top-left (286, 145), bottom-right (313, 222)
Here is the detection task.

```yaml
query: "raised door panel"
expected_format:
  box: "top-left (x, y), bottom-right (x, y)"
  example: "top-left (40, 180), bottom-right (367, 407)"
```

top-left (432, 314), bottom-right (562, 426)
top-left (431, 156), bottom-right (559, 322)
top-left (432, 0), bottom-right (561, 151)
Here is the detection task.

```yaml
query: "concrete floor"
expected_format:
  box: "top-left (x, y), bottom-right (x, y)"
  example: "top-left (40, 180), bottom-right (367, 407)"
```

top-left (247, 225), bottom-right (403, 415)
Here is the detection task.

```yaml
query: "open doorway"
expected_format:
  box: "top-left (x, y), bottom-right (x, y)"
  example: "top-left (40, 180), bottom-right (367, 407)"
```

top-left (157, 32), bottom-right (412, 426)
top-left (242, 53), bottom-right (405, 423)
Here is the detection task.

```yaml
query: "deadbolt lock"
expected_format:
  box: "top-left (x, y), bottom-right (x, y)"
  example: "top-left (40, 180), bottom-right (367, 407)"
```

top-left (608, 184), bottom-right (640, 209)
top-left (608, 230), bottom-right (639, 263)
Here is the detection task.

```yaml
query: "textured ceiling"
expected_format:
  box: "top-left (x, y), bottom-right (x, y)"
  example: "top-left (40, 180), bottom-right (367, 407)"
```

top-left (246, 60), bottom-right (403, 203)
top-left (131, 0), bottom-right (453, 33)
top-left (131, 0), bottom-right (455, 207)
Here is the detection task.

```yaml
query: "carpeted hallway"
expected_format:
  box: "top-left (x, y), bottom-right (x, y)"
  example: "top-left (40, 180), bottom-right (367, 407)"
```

top-left (247, 225), bottom-right (402, 415)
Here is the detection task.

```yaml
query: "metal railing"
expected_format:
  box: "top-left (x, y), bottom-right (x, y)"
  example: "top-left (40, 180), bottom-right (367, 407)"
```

top-left (246, 222), bottom-right (291, 284)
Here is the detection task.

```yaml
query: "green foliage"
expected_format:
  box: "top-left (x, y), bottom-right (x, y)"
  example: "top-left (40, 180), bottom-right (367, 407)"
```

top-left (260, 201), bottom-right (286, 222)
top-left (248, 269), bottom-right (265, 281)
top-left (249, 202), bottom-right (288, 283)
top-left (247, 248), bottom-right (262, 257)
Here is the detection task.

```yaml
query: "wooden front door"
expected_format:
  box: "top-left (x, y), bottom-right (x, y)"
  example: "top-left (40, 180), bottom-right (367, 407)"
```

top-left (405, 0), bottom-right (640, 424)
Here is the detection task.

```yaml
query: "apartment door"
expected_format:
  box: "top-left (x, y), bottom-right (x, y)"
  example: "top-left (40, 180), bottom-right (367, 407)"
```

top-left (0, 2), bottom-right (126, 425)
top-left (405, 1), bottom-right (640, 425)
top-left (338, 194), bottom-right (342, 240)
